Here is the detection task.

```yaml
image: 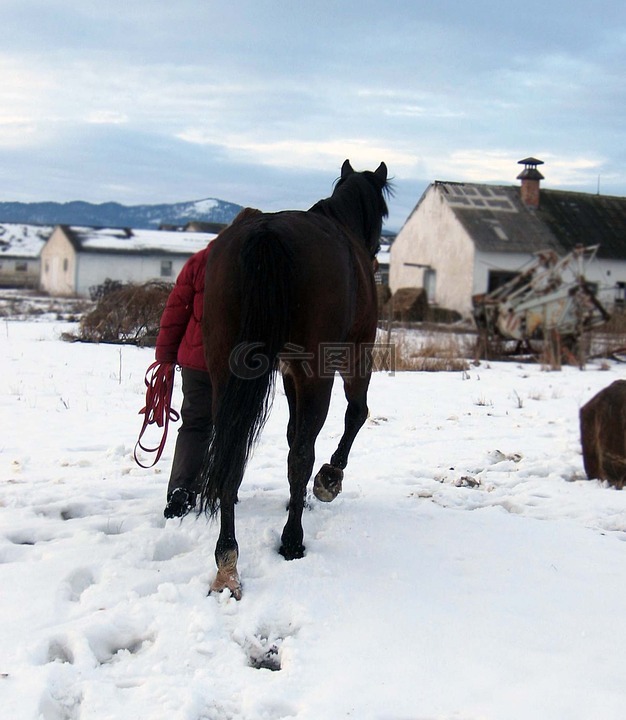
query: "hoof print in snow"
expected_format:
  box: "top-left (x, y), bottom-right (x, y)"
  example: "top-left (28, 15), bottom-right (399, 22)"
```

top-left (38, 688), bottom-right (83, 720)
top-left (47, 638), bottom-right (74, 665)
top-left (60, 568), bottom-right (95, 602)
top-left (7, 532), bottom-right (37, 546)
top-left (59, 504), bottom-right (90, 521)
top-left (152, 534), bottom-right (192, 562)
top-left (246, 635), bottom-right (282, 671)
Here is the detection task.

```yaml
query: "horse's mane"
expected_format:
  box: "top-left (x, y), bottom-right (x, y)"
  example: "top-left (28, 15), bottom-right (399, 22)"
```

top-left (309, 168), bottom-right (392, 258)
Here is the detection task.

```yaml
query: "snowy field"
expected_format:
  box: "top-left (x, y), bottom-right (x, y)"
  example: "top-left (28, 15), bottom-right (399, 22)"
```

top-left (2, 319), bottom-right (626, 720)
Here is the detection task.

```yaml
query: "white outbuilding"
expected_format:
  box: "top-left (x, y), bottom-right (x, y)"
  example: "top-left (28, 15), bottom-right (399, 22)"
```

top-left (40, 225), bottom-right (217, 297)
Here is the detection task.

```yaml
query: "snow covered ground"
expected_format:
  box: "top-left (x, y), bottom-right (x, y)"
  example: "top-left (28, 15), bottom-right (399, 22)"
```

top-left (2, 319), bottom-right (626, 720)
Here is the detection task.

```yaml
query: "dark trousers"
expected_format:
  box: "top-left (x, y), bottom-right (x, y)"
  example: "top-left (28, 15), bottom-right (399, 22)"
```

top-left (167, 367), bottom-right (213, 497)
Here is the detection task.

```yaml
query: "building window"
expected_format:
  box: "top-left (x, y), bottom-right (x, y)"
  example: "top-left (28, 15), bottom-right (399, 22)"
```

top-left (15, 261), bottom-right (28, 272)
top-left (161, 260), bottom-right (173, 277)
top-left (63, 258), bottom-right (69, 272)
top-left (487, 270), bottom-right (518, 293)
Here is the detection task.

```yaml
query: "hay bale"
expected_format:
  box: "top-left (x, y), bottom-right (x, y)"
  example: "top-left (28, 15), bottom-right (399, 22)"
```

top-left (384, 287), bottom-right (428, 322)
top-left (426, 306), bottom-right (462, 324)
top-left (376, 284), bottom-right (392, 313)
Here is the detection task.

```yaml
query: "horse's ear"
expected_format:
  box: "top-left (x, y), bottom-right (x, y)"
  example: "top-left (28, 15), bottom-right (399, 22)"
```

top-left (374, 162), bottom-right (388, 184)
top-left (341, 159), bottom-right (354, 179)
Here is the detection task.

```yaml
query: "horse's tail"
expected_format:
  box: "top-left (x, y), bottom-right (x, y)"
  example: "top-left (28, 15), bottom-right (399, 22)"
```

top-left (198, 225), bottom-right (294, 516)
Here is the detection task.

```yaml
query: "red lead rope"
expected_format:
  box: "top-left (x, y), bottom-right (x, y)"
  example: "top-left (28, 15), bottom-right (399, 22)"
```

top-left (134, 361), bottom-right (180, 468)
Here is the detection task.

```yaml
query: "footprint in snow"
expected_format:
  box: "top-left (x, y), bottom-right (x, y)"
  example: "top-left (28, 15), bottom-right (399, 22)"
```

top-left (152, 533), bottom-right (193, 561)
top-left (58, 568), bottom-right (96, 603)
top-left (38, 686), bottom-right (83, 720)
top-left (242, 632), bottom-right (283, 671)
top-left (41, 628), bottom-right (154, 668)
top-left (232, 619), bottom-right (299, 672)
top-left (46, 637), bottom-right (75, 665)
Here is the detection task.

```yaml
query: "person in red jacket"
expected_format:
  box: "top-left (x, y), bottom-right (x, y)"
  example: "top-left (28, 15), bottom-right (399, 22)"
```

top-left (156, 243), bottom-right (212, 519)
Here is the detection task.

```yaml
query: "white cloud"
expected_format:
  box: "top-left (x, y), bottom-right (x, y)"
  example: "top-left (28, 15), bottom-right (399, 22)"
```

top-left (430, 150), bottom-right (530, 182)
top-left (540, 155), bottom-right (606, 189)
top-left (85, 110), bottom-right (129, 125)
top-left (357, 88), bottom-right (466, 120)
top-left (0, 117), bottom-right (39, 147)
top-left (176, 132), bottom-right (421, 176)
top-left (0, 55), bottom-right (52, 146)
top-left (416, 149), bottom-right (607, 189)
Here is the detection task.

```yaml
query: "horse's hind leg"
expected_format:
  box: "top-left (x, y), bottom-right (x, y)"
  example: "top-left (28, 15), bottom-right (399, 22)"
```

top-left (282, 372), bottom-right (297, 448)
top-left (280, 377), bottom-right (333, 560)
top-left (314, 372), bottom-right (371, 502)
top-left (210, 499), bottom-right (242, 600)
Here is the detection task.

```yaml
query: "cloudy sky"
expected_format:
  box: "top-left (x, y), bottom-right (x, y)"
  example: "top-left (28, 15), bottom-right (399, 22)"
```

top-left (1, 0), bottom-right (625, 229)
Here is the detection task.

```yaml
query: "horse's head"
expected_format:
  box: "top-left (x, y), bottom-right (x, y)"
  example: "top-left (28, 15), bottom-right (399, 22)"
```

top-left (332, 159), bottom-right (391, 258)
top-left (341, 158), bottom-right (388, 186)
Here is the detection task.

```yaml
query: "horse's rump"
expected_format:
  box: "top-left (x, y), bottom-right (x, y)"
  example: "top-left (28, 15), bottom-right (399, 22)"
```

top-left (203, 210), bottom-right (377, 367)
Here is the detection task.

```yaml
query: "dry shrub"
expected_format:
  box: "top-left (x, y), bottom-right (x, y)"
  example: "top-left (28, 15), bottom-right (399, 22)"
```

top-left (589, 309), bottom-right (626, 358)
top-left (68, 280), bottom-right (172, 344)
top-left (378, 332), bottom-right (471, 372)
top-left (597, 309), bottom-right (626, 334)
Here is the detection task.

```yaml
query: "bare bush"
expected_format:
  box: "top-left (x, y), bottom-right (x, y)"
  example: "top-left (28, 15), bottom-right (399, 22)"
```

top-left (589, 309), bottom-right (626, 359)
top-left (383, 332), bottom-right (471, 372)
top-left (65, 280), bottom-right (172, 345)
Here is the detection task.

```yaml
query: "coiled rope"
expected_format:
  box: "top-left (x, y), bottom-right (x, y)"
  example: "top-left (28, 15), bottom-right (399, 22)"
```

top-left (134, 361), bottom-right (180, 468)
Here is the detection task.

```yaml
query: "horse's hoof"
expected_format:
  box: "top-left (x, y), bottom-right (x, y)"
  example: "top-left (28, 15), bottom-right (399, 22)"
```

top-left (279, 542), bottom-right (305, 561)
top-left (163, 488), bottom-right (196, 518)
top-left (313, 464), bottom-right (343, 502)
top-left (209, 570), bottom-right (242, 601)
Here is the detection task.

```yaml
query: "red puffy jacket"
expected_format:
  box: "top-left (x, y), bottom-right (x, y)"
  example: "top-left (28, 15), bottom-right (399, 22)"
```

top-left (155, 244), bottom-right (212, 371)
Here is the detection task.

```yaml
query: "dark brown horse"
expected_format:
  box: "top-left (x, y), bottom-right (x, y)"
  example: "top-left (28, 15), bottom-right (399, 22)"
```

top-left (199, 160), bottom-right (390, 598)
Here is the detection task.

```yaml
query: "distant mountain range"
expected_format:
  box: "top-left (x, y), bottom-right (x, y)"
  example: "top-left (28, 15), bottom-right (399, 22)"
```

top-left (0, 198), bottom-right (244, 230)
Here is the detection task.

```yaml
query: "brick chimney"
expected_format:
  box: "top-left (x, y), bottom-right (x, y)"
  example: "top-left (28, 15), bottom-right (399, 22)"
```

top-left (517, 157), bottom-right (544, 209)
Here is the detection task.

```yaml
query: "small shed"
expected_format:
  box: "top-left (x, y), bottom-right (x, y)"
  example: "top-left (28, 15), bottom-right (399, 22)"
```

top-left (40, 225), bottom-right (217, 297)
top-left (0, 224), bottom-right (54, 288)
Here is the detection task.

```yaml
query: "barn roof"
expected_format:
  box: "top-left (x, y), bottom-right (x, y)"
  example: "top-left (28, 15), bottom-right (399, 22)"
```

top-left (535, 189), bottom-right (626, 260)
top-left (0, 223), bottom-right (54, 258)
top-left (59, 225), bottom-right (216, 256)
top-left (435, 182), bottom-right (561, 254)
top-left (433, 181), bottom-right (626, 260)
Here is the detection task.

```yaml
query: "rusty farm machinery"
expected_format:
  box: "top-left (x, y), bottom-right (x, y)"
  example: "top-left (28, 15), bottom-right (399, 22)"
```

top-left (473, 245), bottom-right (611, 363)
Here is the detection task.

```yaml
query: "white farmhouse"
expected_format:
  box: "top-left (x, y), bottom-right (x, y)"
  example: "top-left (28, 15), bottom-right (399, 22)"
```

top-left (390, 158), bottom-right (626, 318)
top-left (0, 224), bottom-right (54, 288)
top-left (40, 225), bottom-right (217, 297)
